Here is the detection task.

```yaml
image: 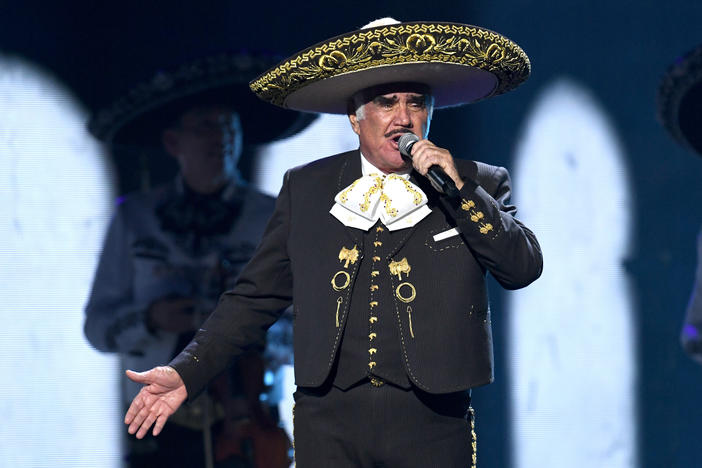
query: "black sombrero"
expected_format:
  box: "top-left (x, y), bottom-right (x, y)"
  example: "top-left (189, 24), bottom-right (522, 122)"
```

top-left (657, 44), bottom-right (702, 157)
top-left (89, 52), bottom-right (314, 147)
top-left (250, 18), bottom-right (531, 114)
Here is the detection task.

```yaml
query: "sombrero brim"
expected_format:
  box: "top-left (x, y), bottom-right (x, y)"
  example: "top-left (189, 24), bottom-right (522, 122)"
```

top-left (657, 44), bottom-right (702, 157)
top-left (89, 52), bottom-right (315, 147)
top-left (250, 21), bottom-right (531, 114)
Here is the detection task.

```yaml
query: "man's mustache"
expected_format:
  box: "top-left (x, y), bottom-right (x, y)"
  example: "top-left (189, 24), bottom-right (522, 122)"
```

top-left (384, 129), bottom-right (413, 138)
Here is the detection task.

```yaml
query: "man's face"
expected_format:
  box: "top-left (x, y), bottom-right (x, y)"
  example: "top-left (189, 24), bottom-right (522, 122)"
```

top-left (162, 105), bottom-right (242, 193)
top-left (348, 89), bottom-right (432, 173)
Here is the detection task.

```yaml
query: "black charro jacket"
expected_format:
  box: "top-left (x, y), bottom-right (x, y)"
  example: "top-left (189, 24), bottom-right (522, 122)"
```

top-left (171, 149), bottom-right (542, 396)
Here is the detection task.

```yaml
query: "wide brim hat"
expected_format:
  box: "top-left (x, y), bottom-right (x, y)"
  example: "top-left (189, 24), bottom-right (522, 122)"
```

top-left (88, 52), bottom-right (315, 147)
top-left (250, 20), bottom-right (531, 114)
top-left (657, 44), bottom-right (702, 157)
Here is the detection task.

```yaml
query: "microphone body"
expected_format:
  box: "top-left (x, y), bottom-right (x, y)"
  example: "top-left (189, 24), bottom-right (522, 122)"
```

top-left (398, 133), bottom-right (460, 199)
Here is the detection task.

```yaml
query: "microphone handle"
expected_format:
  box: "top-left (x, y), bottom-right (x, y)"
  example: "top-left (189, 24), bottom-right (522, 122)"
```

top-left (426, 166), bottom-right (460, 200)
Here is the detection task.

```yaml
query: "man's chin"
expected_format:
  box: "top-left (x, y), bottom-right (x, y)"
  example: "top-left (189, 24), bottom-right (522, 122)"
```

top-left (380, 160), bottom-right (411, 174)
top-left (388, 152), bottom-right (411, 171)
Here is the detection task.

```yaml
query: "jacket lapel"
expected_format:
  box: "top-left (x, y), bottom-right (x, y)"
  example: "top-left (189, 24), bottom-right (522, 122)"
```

top-left (334, 150), bottom-right (364, 247)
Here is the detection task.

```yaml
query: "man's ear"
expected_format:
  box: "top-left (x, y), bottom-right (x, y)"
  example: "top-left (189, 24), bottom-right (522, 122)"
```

top-left (161, 129), bottom-right (179, 158)
top-left (348, 113), bottom-right (361, 136)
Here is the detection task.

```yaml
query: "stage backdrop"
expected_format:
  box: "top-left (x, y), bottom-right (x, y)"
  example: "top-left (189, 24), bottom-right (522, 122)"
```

top-left (1, 2), bottom-right (701, 467)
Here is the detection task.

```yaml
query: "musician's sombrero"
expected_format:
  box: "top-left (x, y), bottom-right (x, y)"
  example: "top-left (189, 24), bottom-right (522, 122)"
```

top-left (89, 51), bottom-right (314, 147)
top-left (250, 18), bottom-right (531, 114)
top-left (657, 44), bottom-right (702, 157)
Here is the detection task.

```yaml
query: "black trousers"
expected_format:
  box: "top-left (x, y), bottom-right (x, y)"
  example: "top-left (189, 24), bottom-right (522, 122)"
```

top-left (293, 380), bottom-right (475, 468)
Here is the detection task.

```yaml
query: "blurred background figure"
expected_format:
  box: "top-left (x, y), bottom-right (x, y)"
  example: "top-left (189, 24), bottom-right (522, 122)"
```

top-left (83, 52), bottom-right (311, 468)
top-left (657, 44), bottom-right (702, 365)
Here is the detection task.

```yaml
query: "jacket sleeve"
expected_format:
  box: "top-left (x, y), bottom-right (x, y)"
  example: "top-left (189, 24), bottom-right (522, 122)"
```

top-left (442, 163), bottom-right (543, 290)
top-left (83, 205), bottom-right (154, 354)
top-left (170, 171), bottom-right (294, 399)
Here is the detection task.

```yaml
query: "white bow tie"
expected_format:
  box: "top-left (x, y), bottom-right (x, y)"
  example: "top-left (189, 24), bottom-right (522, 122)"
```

top-left (329, 173), bottom-right (432, 231)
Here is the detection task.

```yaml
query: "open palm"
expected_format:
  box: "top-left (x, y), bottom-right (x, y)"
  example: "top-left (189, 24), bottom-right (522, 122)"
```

top-left (124, 366), bottom-right (188, 439)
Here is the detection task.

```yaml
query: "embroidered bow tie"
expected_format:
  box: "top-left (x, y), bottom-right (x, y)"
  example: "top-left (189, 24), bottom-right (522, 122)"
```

top-left (330, 173), bottom-right (432, 231)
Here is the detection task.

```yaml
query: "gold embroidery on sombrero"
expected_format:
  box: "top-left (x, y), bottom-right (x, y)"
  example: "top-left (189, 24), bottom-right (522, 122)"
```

top-left (250, 23), bottom-right (530, 107)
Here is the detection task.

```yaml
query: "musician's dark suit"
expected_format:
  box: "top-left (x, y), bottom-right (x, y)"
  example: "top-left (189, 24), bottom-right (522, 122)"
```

top-left (170, 148), bottom-right (543, 466)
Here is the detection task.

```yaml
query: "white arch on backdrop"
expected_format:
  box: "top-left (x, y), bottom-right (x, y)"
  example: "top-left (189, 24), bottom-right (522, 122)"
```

top-left (509, 78), bottom-right (637, 468)
top-left (0, 55), bottom-right (121, 466)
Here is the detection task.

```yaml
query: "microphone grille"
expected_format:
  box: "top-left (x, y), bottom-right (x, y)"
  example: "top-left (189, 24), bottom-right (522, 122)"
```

top-left (398, 132), bottom-right (419, 157)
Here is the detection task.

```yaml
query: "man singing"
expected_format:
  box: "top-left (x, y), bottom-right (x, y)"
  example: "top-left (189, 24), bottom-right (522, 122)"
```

top-left (124, 18), bottom-right (543, 467)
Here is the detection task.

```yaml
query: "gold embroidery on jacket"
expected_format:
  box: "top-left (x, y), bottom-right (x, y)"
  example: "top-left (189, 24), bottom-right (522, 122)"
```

top-left (389, 257), bottom-right (411, 280)
top-left (338, 245), bottom-right (359, 268)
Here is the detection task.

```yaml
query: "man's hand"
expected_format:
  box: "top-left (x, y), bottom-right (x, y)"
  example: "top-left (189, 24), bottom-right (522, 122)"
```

top-left (407, 138), bottom-right (465, 190)
top-left (124, 366), bottom-right (188, 439)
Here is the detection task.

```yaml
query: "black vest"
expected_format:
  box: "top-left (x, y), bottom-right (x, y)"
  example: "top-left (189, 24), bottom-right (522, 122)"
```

top-left (333, 222), bottom-right (412, 389)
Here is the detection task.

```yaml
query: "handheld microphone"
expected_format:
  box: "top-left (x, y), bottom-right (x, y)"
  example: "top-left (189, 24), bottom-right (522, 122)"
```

top-left (398, 133), bottom-right (460, 199)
